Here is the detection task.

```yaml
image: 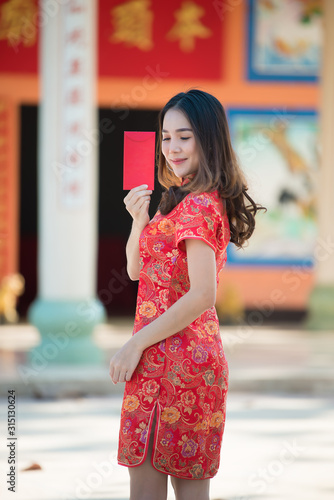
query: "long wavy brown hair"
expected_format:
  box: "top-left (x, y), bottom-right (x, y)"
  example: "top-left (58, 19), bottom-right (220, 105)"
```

top-left (156, 89), bottom-right (267, 249)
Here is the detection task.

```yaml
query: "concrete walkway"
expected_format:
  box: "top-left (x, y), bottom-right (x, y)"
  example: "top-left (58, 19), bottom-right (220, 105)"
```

top-left (0, 393), bottom-right (333, 500)
top-left (0, 320), bottom-right (334, 499)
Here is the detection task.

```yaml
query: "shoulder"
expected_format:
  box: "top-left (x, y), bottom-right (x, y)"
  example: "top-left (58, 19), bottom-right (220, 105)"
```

top-left (177, 190), bottom-right (223, 219)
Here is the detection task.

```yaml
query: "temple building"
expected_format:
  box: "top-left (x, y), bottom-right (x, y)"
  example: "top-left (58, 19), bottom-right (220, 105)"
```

top-left (0, 0), bottom-right (333, 358)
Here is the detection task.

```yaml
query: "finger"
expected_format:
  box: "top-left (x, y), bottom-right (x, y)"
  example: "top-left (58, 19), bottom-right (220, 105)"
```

top-left (112, 365), bottom-right (121, 385)
top-left (138, 200), bottom-right (150, 214)
top-left (125, 184), bottom-right (148, 198)
top-left (131, 190), bottom-right (152, 204)
top-left (119, 368), bottom-right (128, 383)
top-left (133, 184), bottom-right (149, 191)
top-left (133, 195), bottom-right (151, 211)
top-left (124, 185), bottom-right (150, 204)
top-left (125, 194), bottom-right (151, 213)
top-left (126, 196), bottom-right (150, 216)
top-left (109, 364), bottom-right (116, 384)
top-left (126, 187), bottom-right (152, 202)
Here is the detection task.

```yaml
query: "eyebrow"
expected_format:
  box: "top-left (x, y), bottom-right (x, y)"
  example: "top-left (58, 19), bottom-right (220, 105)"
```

top-left (162, 128), bottom-right (193, 133)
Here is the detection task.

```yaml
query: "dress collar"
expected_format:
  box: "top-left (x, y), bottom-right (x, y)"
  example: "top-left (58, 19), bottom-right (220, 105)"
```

top-left (181, 174), bottom-right (195, 186)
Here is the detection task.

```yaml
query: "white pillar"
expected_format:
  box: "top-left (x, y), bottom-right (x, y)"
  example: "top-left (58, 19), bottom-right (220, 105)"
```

top-left (306, 0), bottom-right (334, 330)
top-left (40, 0), bottom-right (97, 299)
top-left (28, 0), bottom-right (105, 364)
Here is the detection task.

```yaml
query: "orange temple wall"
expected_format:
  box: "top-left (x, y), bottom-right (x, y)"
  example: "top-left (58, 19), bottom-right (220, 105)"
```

top-left (0, 2), bottom-right (318, 312)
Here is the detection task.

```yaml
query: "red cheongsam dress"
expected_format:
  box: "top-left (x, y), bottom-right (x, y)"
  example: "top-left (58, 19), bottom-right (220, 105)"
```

top-left (117, 189), bottom-right (231, 479)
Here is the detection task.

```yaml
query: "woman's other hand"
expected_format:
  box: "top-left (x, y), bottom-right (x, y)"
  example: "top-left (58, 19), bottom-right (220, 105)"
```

top-left (109, 337), bottom-right (143, 384)
top-left (124, 184), bottom-right (152, 229)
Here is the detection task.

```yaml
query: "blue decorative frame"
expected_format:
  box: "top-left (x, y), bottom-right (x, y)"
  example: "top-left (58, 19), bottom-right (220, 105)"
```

top-left (226, 247), bottom-right (314, 268)
top-left (247, 0), bottom-right (320, 82)
top-left (226, 107), bottom-right (318, 267)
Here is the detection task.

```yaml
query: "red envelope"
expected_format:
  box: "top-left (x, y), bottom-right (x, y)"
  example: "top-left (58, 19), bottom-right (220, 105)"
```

top-left (123, 131), bottom-right (156, 190)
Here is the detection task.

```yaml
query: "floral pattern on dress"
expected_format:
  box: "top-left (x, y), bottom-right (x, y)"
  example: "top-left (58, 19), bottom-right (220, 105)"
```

top-left (117, 190), bottom-right (230, 480)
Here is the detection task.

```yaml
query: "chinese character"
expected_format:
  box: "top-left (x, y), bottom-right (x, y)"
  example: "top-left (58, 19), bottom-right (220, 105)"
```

top-left (67, 28), bottom-right (84, 45)
top-left (68, 122), bottom-right (82, 134)
top-left (110, 0), bottom-right (153, 51)
top-left (0, 0), bottom-right (37, 48)
top-left (167, 1), bottom-right (212, 52)
top-left (67, 151), bottom-right (80, 167)
top-left (69, 58), bottom-right (82, 75)
top-left (67, 88), bottom-right (82, 105)
top-left (69, 0), bottom-right (84, 14)
top-left (67, 181), bottom-right (80, 195)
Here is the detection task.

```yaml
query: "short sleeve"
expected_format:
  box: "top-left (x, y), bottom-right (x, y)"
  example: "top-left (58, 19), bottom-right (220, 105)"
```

top-left (175, 193), bottom-right (222, 253)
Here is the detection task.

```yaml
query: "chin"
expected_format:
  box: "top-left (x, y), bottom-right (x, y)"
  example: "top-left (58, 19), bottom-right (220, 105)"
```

top-left (175, 169), bottom-right (192, 178)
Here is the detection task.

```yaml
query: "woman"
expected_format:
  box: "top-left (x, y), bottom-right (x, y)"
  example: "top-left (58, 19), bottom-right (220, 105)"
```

top-left (109, 89), bottom-right (266, 500)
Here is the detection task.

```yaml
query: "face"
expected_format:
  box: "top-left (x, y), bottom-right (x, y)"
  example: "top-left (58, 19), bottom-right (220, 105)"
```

top-left (161, 108), bottom-right (199, 179)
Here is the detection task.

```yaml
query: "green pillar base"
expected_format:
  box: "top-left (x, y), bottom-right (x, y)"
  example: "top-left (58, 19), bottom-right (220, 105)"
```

top-left (304, 285), bottom-right (334, 331)
top-left (27, 298), bottom-right (107, 365)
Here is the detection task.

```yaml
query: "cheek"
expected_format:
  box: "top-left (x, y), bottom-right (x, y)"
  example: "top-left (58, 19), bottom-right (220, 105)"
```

top-left (191, 146), bottom-right (200, 166)
top-left (161, 143), bottom-right (168, 157)
top-left (188, 140), bottom-right (198, 157)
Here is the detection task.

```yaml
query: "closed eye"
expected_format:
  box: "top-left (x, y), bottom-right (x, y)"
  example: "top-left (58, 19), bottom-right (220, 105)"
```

top-left (162, 137), bottom-right (191, 141)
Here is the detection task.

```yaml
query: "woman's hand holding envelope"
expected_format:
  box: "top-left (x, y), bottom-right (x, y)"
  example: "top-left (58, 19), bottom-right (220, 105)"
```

top-left (123, 184), bottom-right (152, 230)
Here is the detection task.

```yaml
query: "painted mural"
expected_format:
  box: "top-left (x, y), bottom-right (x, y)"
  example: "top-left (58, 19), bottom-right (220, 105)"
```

top-left (227, 108), bottom-right (319, 265)
top-left (248, 0), bottom-right (323, 81)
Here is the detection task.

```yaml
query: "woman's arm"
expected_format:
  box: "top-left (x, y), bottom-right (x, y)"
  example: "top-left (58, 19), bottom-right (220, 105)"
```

top-left (109, 238), bottom-right (217, 384)
top-left (125, 222), bottom-right (145, 281)
top-left (124, 185), bottom-right (152, 280)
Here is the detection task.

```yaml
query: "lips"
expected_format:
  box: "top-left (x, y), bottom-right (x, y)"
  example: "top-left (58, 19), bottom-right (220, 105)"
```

top-left (170, 158), bottom-right (187, 164)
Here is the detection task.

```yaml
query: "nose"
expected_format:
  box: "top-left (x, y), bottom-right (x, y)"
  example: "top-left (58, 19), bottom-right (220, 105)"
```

top-left (169, 138), bottom-right (181, 153)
